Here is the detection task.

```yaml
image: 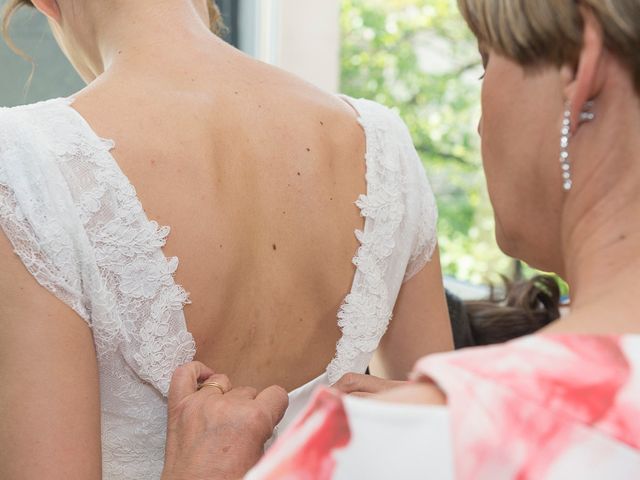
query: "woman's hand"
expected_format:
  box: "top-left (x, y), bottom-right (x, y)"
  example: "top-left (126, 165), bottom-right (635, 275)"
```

top-left (333, 373), bottom-right (407, 397)
top-left (162, 362), bottom-right (289, 480)
top-left (334, 373), bottom-right (446, 406)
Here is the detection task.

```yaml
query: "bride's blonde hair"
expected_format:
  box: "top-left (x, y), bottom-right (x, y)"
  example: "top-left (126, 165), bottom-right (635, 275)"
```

top-left (2, 0), bottom-right (225, 60)
top-left (457, 0), bottom-right (640, 93)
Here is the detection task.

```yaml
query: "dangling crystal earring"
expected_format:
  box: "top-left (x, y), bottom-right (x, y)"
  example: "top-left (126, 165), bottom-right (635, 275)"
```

top-left (560, 104), bottom-right (572, 191)
top-left (560, 101), bottom-right (596, 191)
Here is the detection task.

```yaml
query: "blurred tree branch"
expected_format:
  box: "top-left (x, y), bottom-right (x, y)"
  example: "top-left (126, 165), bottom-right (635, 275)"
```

top-left (341, 0), bottom-right (512, 283)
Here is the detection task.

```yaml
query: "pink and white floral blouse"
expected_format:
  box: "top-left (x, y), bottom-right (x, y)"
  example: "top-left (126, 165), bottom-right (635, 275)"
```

top-left (247, 335), bottom-right (640, 479)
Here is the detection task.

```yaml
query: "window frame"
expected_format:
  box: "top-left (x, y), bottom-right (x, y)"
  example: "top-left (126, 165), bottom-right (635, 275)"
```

top-left (218, 0), bottom-right (241, 47)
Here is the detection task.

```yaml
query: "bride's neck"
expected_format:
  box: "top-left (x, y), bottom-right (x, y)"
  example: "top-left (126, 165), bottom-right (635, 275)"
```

top-left (79, 0), bottom-right (217, 80)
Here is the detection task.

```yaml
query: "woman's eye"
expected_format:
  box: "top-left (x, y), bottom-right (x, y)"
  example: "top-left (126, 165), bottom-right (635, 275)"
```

top-left (478, 72), bottom-right (486, 80)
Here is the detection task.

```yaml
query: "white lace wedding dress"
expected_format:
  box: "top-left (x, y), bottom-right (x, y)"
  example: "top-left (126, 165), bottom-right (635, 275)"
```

top-left (0, 95), bottom-right (437, 479)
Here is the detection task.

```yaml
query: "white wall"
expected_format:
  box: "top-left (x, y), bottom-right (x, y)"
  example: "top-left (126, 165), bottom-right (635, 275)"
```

top-left (240, 0), bottom-right (341, 93)
top-left (277, 0), bottom-right (341, 93)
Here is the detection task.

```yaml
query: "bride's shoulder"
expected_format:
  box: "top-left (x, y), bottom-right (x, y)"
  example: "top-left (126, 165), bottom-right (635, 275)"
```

top-left (339, 95), bottom-right (421, 162)
top-left (0, 97), bottom-right (64, 117)
top-left (0, 98), bottom-right (68, 149)
top-left (339, 95), bottom-right (407, 127)
top-left (0, 98), bottom-right (83, 222)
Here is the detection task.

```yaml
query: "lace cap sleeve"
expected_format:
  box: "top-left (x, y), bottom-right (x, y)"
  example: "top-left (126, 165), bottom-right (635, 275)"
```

top-left (0, 106), bottom-right (91, 323)
top-left (390, 113), bottom-right (438, 283)
top-left (404, 170), bottom-right (438, 282)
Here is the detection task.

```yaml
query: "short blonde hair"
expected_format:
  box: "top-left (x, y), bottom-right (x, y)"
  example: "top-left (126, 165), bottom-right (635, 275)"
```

top-left (457, 0), bottom-right (640, 93)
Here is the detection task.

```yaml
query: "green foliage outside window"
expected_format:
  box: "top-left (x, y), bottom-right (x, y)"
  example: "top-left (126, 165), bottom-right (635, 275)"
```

top-left (340, 0), bottom-right (514, 284)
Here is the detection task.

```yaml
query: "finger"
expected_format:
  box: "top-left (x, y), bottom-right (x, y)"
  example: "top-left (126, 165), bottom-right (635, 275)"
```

top-left (169, 361), bottom-right (216, 405)
top-left (198, 373), bottom-right (232, 396)
top-left (333, 373), bottom-right (402, 395)
top-left (256, 385), bottom-right (289, 427)
top-left (226, 386), bottom-right (258, 399)
top-left (350, 392), bottom-right (374, 398)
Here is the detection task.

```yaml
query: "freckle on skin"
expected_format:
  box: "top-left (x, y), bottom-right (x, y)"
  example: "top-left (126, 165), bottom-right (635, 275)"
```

top-left (272, 244), bottom-right (277, 251)
top-left (306, 147), bottom-right (311, 152)
top-left (222, 446), bottom-right (231, 453)
top-left (320, 121), bottom-right (324, 126)
top-left (297, 172), bottom-right (301, 176)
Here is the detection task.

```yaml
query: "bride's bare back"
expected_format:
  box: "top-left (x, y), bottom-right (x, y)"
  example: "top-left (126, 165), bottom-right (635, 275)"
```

top-left (75, 45), bottom-right (369, 391)
top-left (0, 2), bottom-right (452, 478)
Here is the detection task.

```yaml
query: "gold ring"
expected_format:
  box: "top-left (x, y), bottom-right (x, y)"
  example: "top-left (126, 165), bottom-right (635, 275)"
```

top-left (198, 381), bottom-right (227, 394)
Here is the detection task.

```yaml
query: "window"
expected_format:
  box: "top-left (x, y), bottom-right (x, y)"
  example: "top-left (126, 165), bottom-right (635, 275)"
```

top-left (218, 0), bottom-right (241, 47)
top-left (0, 9), bottom-right (84, 107)
top-left (340, 0), bottom-right (510, 287)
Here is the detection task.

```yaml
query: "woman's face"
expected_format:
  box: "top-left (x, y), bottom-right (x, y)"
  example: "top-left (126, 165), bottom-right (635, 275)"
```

top-left (478, 50), bottom-right (567, 274)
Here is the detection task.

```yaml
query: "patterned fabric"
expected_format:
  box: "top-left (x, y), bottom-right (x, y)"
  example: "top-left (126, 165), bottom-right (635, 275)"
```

top-left (0, 96), bottom-right (437, 478)
top-left (249, 335), bottom-right (640, 479)
top-left (0, 98), bottom-right (194, 479)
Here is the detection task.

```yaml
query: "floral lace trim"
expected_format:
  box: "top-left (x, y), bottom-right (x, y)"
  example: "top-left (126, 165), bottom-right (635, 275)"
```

top-left (0, 104), bottom-right (92, 321)
top-left (327, 99), bottom-right (406, 384)
top-left (0, 175), bottom-right (91, 321)
top-left (53, 98), bottom-right (195, 395)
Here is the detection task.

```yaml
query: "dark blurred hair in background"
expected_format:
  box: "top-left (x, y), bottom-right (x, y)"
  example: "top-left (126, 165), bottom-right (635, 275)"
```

top-left (447, 275), bottom-right (561, 349)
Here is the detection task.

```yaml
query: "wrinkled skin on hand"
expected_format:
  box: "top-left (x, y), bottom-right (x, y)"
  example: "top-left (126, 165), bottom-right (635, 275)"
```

top-left (161, 362), bottom-right (289, 480)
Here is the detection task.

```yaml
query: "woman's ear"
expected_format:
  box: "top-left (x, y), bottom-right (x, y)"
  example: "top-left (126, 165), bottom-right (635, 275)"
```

top-left (30, 0), bottom-right (62, 24)
top-left (563, 5), bottom-right (606, 131)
